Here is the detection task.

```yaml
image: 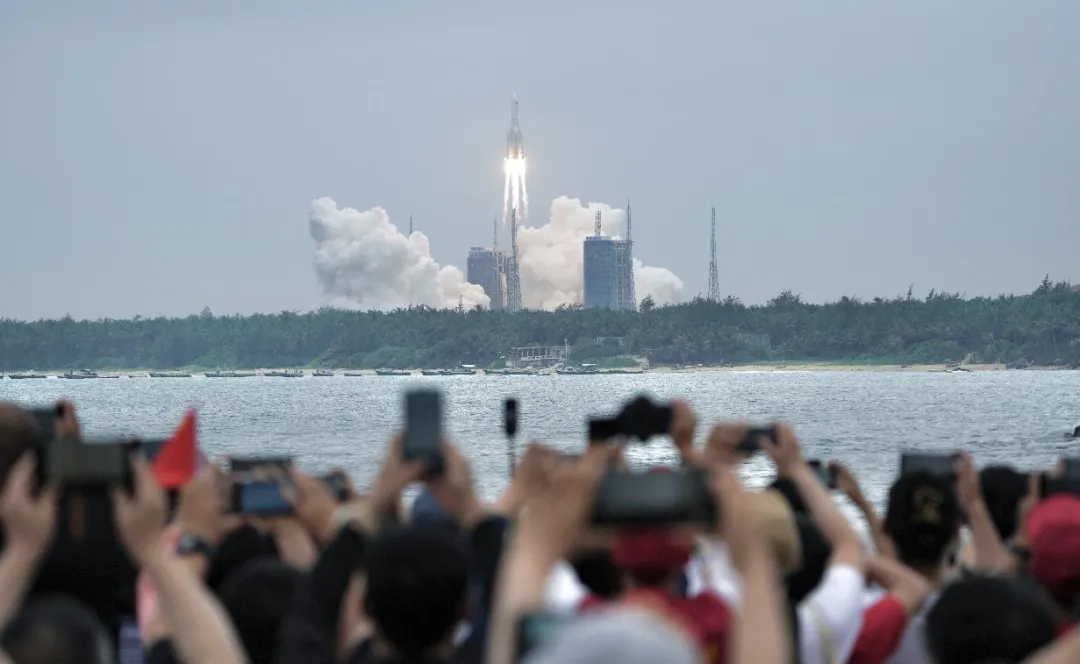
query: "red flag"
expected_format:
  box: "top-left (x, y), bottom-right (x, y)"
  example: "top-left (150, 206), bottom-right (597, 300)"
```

top-left (152, 410), bottom-right (199, 489)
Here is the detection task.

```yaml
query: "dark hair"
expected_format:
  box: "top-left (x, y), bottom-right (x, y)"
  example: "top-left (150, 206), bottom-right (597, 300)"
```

top-left (207, 524), bottom-right (279, 593)
top-left (978, 466), bottom-right (1027, 540)
top-left (884, 473), bottom-right (961, 569)
top-left (569, 549), bottom-right (624, 599)
top-left (1, 596), bottom-right (116, 664)
top-left (786, 515), bottom-right (832, 604)
top-left (926, 575), bottom-right (1056, 664)
top-left (218, 557), bottom-right (302, 663)
top-left (364, 525), bottom-right (469, 656)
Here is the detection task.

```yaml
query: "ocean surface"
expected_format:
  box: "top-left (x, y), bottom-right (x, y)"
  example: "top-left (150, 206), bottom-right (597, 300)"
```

top-left (2, 371), bottom-right (1077, 505)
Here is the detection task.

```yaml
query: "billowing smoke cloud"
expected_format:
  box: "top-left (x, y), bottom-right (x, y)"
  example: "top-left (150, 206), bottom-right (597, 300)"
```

top-left (309, 198), bottom-right (490, 310)
top-left (516, 196), bottom-right (684, 309)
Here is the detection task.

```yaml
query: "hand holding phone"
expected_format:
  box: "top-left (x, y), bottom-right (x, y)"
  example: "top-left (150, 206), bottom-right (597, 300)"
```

top-left (899, 452), bottom-right (959, 481)
top-left (736, 425), bottom-right (777, 454)
top-left (590, 469), bottom-right (716, 525)
top-left (231, 481), bottom-right (294, 516)
top-left (808, 460), bottom-right (839, 490)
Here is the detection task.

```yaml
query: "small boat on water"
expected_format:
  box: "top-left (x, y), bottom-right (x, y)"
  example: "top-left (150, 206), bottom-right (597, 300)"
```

top-left (557, 365), bottom-right (600, 375)
top-left (149, 372), bottom-right (192, 378)
top-left (375, 369), bottom-right (412, 376)
top-left (61, 369), bottom-right (99, 380)
top-left (421, 369), bottom-right (449, 376)
top-left (205, 371), bottom-right (253, 378)
top-left (342, 371), bottom-right (366, 377)
top-left (313, 369), bottom-right (334, 377)
top-left (6, 372), bottom-right (47, 380)
top-left (265, 370), bottom-right (303, 378)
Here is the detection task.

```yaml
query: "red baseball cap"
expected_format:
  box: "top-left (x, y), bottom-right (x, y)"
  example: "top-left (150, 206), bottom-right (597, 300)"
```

top-left (1028, 495), bottom-right (1080, 600)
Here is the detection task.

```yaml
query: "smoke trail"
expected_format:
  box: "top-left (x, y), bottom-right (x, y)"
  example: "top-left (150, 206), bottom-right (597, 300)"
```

top-left (516, 196), bottom-right (684, 310)
top-left (309, 197), bottom-right (490, 310)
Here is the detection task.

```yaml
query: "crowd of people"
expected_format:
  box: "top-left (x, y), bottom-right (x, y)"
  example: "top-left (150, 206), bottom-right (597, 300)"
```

top-left (0, 397), bottom-right (1078, 664)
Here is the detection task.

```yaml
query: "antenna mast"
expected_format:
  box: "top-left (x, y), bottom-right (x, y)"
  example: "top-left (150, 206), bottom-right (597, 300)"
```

top-left (707, 207), bottom-right (720, 302)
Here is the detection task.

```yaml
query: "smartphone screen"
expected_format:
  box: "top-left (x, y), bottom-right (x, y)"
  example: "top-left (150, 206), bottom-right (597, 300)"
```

top-left (404, 390), bottom-right (442, 465)
top-left (229, 456), bottom-right (294, 473)
top-left (899, 452), bottom-right (957, 480)
top-left (233, 481), bottom-right (293, 516)
top-left (737, 426), bottom-right (775, 454)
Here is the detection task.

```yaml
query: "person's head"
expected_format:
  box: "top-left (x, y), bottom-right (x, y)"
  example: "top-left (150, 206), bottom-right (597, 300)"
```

top-left (522, 606), bottom-right (701, 664)
top-left (218, 557), bottom-right (302, 663)
top-left (1, 596), bottom-right (116, 664)
top-left (768, 477), bottom-right (809, 516)
top-left (749, 490), bottom-right (801, 575)
top-left (569, 548), bottom-right (624, 600)
top-left (979, 466), bottom-right (1027, 540)
top-left (207, 523), bottom-right (280, 593)
top-left (785, 515), bottom-right (831, 603)
top-left (1027, 494), bottom-right (1080, 610)
top-left (926, 575), bottom-right (1056, 664)
top-left (410, 488), bottom-right (461, 539)
top-left (884, 472), bottom-right (962, 573)
top-left (611, 528), bottom-right (695, 590)
top-left (0, 403), bottom-right (40, 487)
top-left (364, 524), bottom-right (469, 657)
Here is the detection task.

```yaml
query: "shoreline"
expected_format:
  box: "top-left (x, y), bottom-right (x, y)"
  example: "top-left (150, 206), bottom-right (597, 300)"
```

top-left (2, 363), bottom-right (1073, 379)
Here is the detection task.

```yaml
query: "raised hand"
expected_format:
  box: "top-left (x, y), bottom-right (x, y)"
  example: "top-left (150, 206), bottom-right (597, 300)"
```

top-left (759, 423), bottom-right (805, 476)
top-left (113, 454), bottom-right (168, 566)
top-left (0, 453), bottom-right (58, 557)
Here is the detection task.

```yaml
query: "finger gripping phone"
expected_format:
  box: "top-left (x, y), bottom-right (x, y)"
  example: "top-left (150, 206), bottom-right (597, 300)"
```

top-left (404, 389), bottom-right (443, 475)
top-left (590, 469), bottom-right (716, 525)
top-left (737, 425), bottom-right (777, 454)
top-left (808, 459), bottom-right (838, 489)
top-left (231, 481), bottom-right (294, 516)
top-left (899, 452), bottom-right (958, 480)
top-left (320, 473), bottom-right (350, 502)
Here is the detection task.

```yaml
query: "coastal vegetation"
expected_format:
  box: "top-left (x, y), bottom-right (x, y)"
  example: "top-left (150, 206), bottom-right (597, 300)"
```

top-left (1, 279), bottom-right (1079, 371)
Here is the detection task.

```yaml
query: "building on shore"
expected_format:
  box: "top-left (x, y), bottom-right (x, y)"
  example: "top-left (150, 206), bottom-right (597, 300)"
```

top-left (467, 246), bottom-right (507, 310)
top-left (583, 209), bottom-right (635, 311)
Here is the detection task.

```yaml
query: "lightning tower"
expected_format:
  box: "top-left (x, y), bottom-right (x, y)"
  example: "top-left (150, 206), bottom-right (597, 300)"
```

top-left (625, 201), bottom-right (636, 308)
top-left (707, 207), bottom-right (720, 301)
top-left (503, 96), bottom-right (528, 222)
top-left (506, 207), bottom-right (523, 312)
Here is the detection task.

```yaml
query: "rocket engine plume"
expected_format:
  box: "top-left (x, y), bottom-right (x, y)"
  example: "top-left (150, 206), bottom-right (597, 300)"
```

top-left (309, 198), bottom-right (489, 311)
top-left (503, 95), bottom-right (528, 223)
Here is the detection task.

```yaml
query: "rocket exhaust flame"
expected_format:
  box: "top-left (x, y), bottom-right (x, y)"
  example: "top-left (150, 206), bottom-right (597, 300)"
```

top-left (503, 95), bottom-right (528, 222)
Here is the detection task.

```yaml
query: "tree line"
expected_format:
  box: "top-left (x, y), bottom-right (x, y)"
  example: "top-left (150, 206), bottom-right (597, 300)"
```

top-left (1, 278), bottom-right (1078, 371)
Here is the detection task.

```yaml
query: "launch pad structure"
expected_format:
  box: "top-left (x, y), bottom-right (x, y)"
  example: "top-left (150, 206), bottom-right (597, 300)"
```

top-left (583, 207), bottom-right (636, 311)
top-left (506, 207), bottom-right (523, 312)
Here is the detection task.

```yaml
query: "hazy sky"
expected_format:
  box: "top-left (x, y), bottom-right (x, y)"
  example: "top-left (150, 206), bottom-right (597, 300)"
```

top-left (2, 1), bottom-right (1078, 321)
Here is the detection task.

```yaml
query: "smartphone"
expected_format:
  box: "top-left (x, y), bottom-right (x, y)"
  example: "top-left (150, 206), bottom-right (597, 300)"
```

top-left (29, 406), bottom-right (60, 441)
top-left (899, 452), bottom-right (958, 480)
top-left (404, 389), bottom-right (443, 474)
top-left (504, 398), bottom-right (519, 438)
top-left (808, 460), bottom-right (838, 489)
top-left (515, 611), bottom-right (570, 662)
top-left (320, 473), bottom-right (350, 502)
top-left (737, 425), bottom-right (776, 454)
top-left (229, 456), bottom-right (294, 473)
top-left (41, 438), bottom-right (134, 489)
top-left (591, 469), bottom-right (716, 526)
top-left (587, 417), bottom-right (620, 443)
top-left (138, 439), bottom-right (167, 462)
top-left (616, 396), bottom-right (674, 442)
top-left (231, 481), bottom-right (294, 516)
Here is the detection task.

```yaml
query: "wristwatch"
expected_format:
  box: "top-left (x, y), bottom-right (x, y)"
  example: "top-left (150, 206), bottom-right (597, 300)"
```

top-left (175, 533), bottom-right (214, 559)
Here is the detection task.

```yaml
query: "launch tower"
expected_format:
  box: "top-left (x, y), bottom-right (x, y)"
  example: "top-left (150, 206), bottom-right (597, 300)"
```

top-left (707, 207), bottom-right (720, 301)
top-left (506, 207), bottom-right (523, 312)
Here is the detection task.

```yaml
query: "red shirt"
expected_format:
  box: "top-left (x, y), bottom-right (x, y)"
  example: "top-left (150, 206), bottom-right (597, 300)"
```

top-left (848, 595), bottom-right (909, 664)
top-left (579, 589), bottom-right (731, 664)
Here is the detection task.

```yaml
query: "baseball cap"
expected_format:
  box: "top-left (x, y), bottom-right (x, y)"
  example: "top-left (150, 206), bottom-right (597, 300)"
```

top-left (1028, 494), bottom-right (1080, 601)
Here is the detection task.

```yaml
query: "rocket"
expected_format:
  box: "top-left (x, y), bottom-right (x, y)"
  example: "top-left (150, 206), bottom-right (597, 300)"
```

top-left (506, 95), bottom-right (524, 161)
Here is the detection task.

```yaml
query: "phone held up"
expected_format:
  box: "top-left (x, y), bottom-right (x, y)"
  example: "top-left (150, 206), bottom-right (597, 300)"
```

top-left (404, 389), bottom-right (444, 476)
top-left (590, 468), bottom-right (716, 526)
top-left (899, 452), bottom-right (959, 482)
top-left (808, 459), bottom-right (839, 490)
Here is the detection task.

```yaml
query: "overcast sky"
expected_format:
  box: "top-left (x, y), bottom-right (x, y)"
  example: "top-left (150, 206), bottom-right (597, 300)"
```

top-left (2, 1), bottom-right (1077, 321)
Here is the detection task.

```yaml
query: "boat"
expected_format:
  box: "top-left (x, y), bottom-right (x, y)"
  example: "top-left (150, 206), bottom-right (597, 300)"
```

top-left (490, 369), bottom-right (534, 376)
top-left (265, 370), bottom-right (303, 378)
top-left (149, 372), bottom-right (192, 378)
top-left (204, 371), bottom-right (252, 378)
top-left (375, 369), bottom-right (411, 376)
top-left (556, 364), bottom-right (600, 375)
top-left (60, 369), bottom-right (99, 379)
top-left (313, 369), bottom-right (334, 377)
top-left (421, 369), bottom-right (449, 376)
top-left (449, 368), bottom-right (475, 376)
top-left (342, 371), bottom-right (366, 377)
top-left (7, 372), bottom-right (47, 380)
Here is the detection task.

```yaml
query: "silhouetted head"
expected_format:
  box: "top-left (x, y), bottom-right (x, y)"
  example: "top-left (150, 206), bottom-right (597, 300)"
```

top-left (1, 596), bottom-right (116, 664)
top-left (785, 515), bottom-right (832, 603)
top-left (207, 523), bottom-right (279, 593)
top-left (884, 473), bottom-right (962, 571)
top-left (219, 557), bottom-right (302, 663)
top-left (926, 575), bottom-right (1056, 664)
top-left (364, 524), bottom-right (469, 657)
top-left (768, 477), bottom-right (809, 516)
top-left (979, 465), bottom-right (1028, 540)
top-left (569, 549), bottom-right (624, 600)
